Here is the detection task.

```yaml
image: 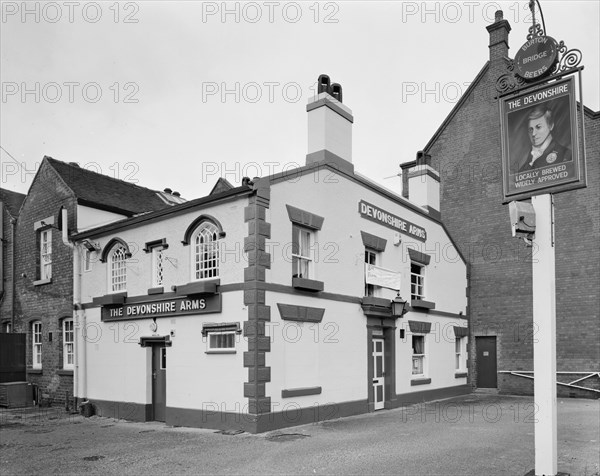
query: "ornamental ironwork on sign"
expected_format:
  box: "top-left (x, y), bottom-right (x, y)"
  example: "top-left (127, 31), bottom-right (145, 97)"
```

top-left (495, 0), bottom-right (583, 94)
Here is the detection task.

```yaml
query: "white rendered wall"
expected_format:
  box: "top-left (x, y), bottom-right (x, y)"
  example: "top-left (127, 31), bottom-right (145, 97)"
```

top-left (267, 171), bottom-right (467, 313)
top-left (267, 291), bottom-right (367, 410)
top-left (80, 200), bottom-right (245, 302)
top-left (80, 199), bottom-right (248, 410)
top-left (267, 169), bottom-right (468, 404)
top-left (395, 315), bottom-right (469, 396)
top-left (84, 307), bottom-right (150, 404)
top-left (77, 205), bottom-right (127, 232)
top-left (166, 290), bottom-right (247, 412)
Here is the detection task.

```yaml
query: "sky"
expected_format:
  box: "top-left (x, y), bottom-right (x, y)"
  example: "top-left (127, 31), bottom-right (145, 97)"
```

top-left (1, 0), bottom-right (599, 200)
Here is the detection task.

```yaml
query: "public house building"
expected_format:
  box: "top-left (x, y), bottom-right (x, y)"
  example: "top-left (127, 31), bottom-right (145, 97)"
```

top-left (71, 78), bottom-right (469, 431)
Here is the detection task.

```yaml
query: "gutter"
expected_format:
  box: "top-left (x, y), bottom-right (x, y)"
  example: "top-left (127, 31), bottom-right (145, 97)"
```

top-left (0, 201), bottom-right (3, 303)
top-left (11, 216), bottom-right (16, 331)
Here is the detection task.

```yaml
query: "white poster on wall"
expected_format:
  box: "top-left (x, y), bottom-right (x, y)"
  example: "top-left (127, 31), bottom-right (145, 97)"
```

top-left (365, 264), bottom-right (401, 291)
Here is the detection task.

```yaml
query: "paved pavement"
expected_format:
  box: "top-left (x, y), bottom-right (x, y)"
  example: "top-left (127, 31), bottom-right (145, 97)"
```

top-left (1, 393), bottom-right (599, 475)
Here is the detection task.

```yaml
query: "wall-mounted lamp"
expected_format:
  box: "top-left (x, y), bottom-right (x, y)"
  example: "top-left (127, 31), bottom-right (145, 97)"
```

top-left (391, 292), bottom-right (409, 318)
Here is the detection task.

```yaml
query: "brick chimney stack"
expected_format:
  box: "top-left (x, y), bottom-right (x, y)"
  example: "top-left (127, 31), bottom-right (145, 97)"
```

top-left (486, 10), bottom-right (511, 63)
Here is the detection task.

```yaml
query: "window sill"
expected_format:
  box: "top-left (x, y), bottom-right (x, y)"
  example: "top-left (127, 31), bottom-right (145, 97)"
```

top-left (292, 277), bottom-right (324, 292)
top-left (28, 368), bottom-right (43, 374)
top-left (57, 369), bottom-right (74, 376)
top-left (205, 350), bottom-right (236, 354)
top-left (33, 279), bottom-right (51, 286)
top-left (175, 279), bottom-right (220, 296)
top-left (410, 377), bottom-right (431, 386)
top-left (361, 296), bottom-right (391, 307)
top-left (282, 386), bottom-right (322, 398)
top-left (455, 372), bottom-right (468, 379)
top-left (92, 292), bottom-right (127, 306)
top-left (277, 303), bottom-right (325, 323)
top-left (410, 299), bottom-right (436, 311)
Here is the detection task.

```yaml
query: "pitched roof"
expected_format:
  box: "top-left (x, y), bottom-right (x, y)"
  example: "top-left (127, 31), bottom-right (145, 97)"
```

top-left (72, 184), bottom-right (254, 240)
top-left (0, 187), bottom-right (26, 217)
top-left (44, 156), bottom-right (174, 216)
top-left (209, 177), bottom-right (234, 195)
top-left (423, 62), bottom-right (490, 154)
top-left (421, 62), bottom-right (600, 154)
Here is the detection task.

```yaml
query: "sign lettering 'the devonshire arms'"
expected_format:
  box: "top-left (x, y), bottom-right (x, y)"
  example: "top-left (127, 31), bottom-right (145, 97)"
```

top-left (358, 200), bottom-right (427, 242)
top-left (101, 295), bottom-right (222, 321)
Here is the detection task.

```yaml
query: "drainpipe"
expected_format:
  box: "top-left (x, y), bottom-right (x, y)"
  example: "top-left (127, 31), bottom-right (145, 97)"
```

top-left (0, 205), bottom-right (17, 331)
top-left (61, 208), bottom-right (86, 403)
top-left (0, 202), bottom-right (4, 307)
top-left (11, 216), bottom-right (16, 332)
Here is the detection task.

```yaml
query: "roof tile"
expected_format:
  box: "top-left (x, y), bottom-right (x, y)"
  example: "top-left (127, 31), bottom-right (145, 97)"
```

top-left (0, 187), bottom-right (26, 217)
top-left (45, 157), bottom-right (172, 216)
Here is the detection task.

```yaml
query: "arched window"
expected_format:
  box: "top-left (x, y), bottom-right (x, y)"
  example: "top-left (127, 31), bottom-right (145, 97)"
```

top-left (110, 245), bottom-right (128, 292)
top-left (192, 221), bottom-right (220, 281)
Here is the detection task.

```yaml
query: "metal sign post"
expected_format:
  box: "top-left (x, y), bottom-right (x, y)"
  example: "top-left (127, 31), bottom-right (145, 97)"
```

top-left (531, 193), bottom-right (557, 476)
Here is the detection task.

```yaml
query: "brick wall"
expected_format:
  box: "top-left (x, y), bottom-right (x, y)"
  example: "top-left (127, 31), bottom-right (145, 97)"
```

top-left (424, 15), bottom-right (599, 398)
top-left (14, 162), bottom-right (77, 405)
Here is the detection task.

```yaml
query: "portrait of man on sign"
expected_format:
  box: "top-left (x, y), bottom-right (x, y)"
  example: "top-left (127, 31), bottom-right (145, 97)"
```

top-left (507, 94), bottom-right (574, 175)
top-left (518, 104), bottom-right (572, 172)
top-left (501, 77), bottom-right (584, 201)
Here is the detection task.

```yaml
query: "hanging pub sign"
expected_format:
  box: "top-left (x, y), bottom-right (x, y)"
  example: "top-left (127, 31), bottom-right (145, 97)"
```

top-left (514, 36), bottom-right (559, 82)
top-left (500, 76), bottom-right (585, 201)
top-left (101, 294), bottom-right (222, 322)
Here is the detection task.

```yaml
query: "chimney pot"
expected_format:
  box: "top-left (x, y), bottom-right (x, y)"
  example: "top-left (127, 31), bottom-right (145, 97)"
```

top-left (172, 191), bottom-right (180, 197)
top-left (164, 188), bottom-right (172, 194)
top-left (318, 74), bottom-right (331, 95)
top-left (331, 83), bottom-right (343, 103)
top-left (415, 151), bottom-right (431, 166)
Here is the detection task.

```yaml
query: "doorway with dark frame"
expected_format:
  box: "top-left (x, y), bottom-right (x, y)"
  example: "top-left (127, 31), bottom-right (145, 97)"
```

top-left (476, 336), bottom-right (497, 388)
top-left (151, 345), bottom-right (167, 421)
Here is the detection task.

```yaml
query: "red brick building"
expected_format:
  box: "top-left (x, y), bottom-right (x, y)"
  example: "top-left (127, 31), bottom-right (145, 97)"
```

top-left (11, 157), bottom-right (182, 404)
top-left (404, 12), bottom-right (599, 397)
top-left (1, 188), bottom-right (26, 333)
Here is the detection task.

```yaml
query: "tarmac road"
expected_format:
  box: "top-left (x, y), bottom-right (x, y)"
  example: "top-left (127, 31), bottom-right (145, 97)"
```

top-left (1, 393), bottom-right (599, 476)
